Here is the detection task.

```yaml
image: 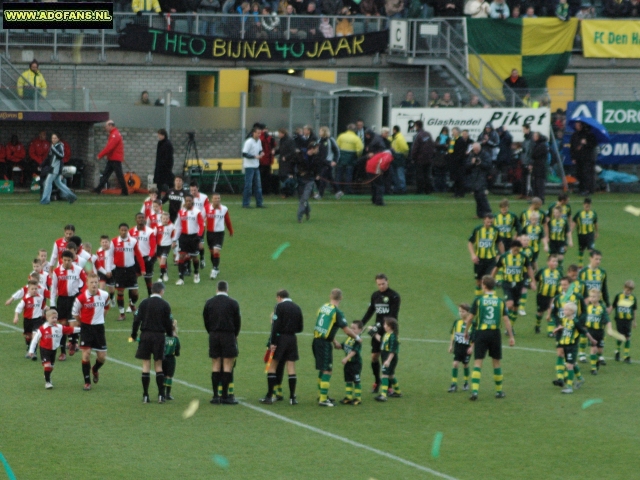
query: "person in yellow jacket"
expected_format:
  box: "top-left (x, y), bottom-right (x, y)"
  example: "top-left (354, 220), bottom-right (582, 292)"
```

top-left (390, 126), bottom-right (409, 194)
top-left (17, 60), bottom-right (47, 108)
top-left (132, 0), bottom-right (162, 14)
top-left (335, 123), bottom-right (364, 197)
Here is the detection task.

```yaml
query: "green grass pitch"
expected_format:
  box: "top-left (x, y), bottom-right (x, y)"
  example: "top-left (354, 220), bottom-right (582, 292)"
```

top-left (1, 193), bottom-right (639, 480)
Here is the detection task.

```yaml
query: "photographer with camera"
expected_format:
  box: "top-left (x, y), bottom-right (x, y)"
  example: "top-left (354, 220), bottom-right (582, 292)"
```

top-left (466, 142), bottom-right (493, 219)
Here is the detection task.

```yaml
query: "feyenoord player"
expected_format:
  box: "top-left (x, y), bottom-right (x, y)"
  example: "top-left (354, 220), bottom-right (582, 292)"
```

top-left (95, 235), bottom-right (116, 307)
top-left (105, 223), bottom-right (146, 321)
top-left (50, 224), bottom-right (75, 266)
top-left (31, 258), bottom-right (49, 294)
top-left (50, 250), bottom-right (87, 360)
top-left (204, 193), bottom-right (234, 279)
top-left (360, 274), bottom-right (401, 393)
top-left (190, 181), bottom-right (210, 269)
top-left (38, 249), bottom-right (51, 274)
top-left (29, 310), bottom-right (80, 389)
top-left (68, 236), bottom-right (93, 272)
top-left (13, 280), bottom-right (45, 358)
top-left (174, 194), bottom-right (205, 285)
top-left (156, 212), bottom-right (176, 282)
top-left (130, 213), bottom-right (158, 297)
top-left (5, 273), bottom-right (46, 306)
top-left (147, 199), bottom-right (164, 230)
top-left (161, 176), bottom-right (186, 263)
top-left (72, 273), bottom-right (110, 391)
top-left (140, 187), bottom-right (159, 221)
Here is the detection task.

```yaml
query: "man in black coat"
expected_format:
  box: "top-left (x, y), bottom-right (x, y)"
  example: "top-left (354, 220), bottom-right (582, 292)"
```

top-left (260, 290), bottom-right (304, 405)
top-left (570, 121), bottom-right (598, 195)
top-left (292, 142), bottom-right (324, 223)
top-left (466, 142), bottom-right (492, 218)
top-left (131, 282), bottom-right (174, 404)
top-left (450, 128), bottom-right (471, 198)
top-left (411, 120), bottom-right (436, 194)
top-left (276, 128), bottom-right (298, 198)
top-left (203, 280), bottom-right (241, 405)
top-left (530, 132), bottom-right (550, 203)
top-left (154, 129), bottom-right (174, 194)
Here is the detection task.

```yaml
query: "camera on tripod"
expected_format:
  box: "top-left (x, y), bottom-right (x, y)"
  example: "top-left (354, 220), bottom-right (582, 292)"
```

top-left (187, 131), bottom-right (196, 141)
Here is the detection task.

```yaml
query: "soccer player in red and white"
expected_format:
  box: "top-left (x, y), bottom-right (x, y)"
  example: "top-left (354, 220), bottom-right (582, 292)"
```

top-left (95, 235), bottom-right (115, 306)
top-left (156, 211), bottom-right (176, 282)
top-left (50, 250), bottom-right (87, 359)
top-left (38, 248), bottom-right (51, 274)
top-left (68, 237), bottom-right (94, 273)
top-left (29, 309), bottom-right (81, 389)
top-left (50, 224), bottom-right (76, 266)
top-left (72, 273), bottom-right (110, 391)
top-left (204, 193), bottom-right (234, 279)
top-left (31, 257), bottom-right (50, 293)
top-left (105, 222), bottom-right (146, 321)
top-left (140, 187), bottom-right (159, 221)
top-left (190, 182), bottom-right (210, 269)
top-left (130, 212), bottom-right (158, 297)
top-left (174, 193), bottom-right (204, 285)
top-left (5, 273), bottom-right (48, 306)
top-left (13, 280), bottom-right (46, 358)
top-left (147, 199), bottom-right (164, 230)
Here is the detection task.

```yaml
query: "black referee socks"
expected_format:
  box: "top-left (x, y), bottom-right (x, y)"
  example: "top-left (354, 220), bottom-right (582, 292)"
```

top-left (141, 372), bottom-right (150, 396)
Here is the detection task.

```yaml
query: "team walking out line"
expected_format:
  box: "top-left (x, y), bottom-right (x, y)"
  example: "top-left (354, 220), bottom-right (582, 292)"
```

top-left (5, 192), bottom-right (636, 407)
top-left (463, 194), bottom-right (636, 399)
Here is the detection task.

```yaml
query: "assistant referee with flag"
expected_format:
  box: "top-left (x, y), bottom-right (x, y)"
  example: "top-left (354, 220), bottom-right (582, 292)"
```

top-left (131, 282), bottom-right (174, 404)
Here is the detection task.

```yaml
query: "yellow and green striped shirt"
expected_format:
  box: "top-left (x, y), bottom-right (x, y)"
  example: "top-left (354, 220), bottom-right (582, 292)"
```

top-left (548, 217), bottom-right (568, 242)
top-left (572, 210), bottom-right (597, 235)
top-left (520, 208), bottom-right (546, 230)
top-left (495, 251), bottom-right (530, 283)
top-left (578, 267), bottom-right (609, 306)
top-left (523, 224), bottom-right (543, 253)
top-left (585, 302), bottom-right (609, 330)
top-left (468, 226), bottom-right (498, 260)
top-left (557, 316), bottom-right (585, 345)
top-left (548, 202), bottom-right (572, 222)
top-left (471, 293), bottom-right (506, 330)
top-left (611, 293), bottom-right (637, 321)
top-left (552, 291), bottom-right (586, 322)
top-left (536, 267), bottom-right (561, 297)
top-left (450, 318), bottom-right (470, 345)
top-left (495, 212), bottom-right (519, 240)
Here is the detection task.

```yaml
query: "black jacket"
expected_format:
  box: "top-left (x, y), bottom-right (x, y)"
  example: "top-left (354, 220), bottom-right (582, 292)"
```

top-left (496, 130), bottom-right (513, 166)
top-left (570, 129), bottom-right (598, 163)
top-left (365, 130), bottom-right (386, 155)
top-left (154, 138), bottom-right (175, 188)
top-left (293, 151), bottom-right (324, 180)
top-left (361, 288), bottom-right (401, 328)
top-left (531, 135), bottom-right (550, 178)
top-left (270, 299), bottom-right (303, 343)
top-left (411, 129), bottom-right (435, 165)
top-left (277, 134), bottom-right (297, 178)
top-left (203, 293), bottom-right (241, 336)
top-left (131, 295), bottom-right (173, 339)
top-left (465, 149), bottom-right (492, 190)
top-left (451, 136), bottom-right (471, 168)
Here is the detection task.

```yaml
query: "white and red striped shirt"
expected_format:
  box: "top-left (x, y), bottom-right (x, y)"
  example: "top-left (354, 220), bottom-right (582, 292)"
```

top-left (50, 238), bottom-right (68, 266)
top-left (29, 324), bottom-right (79, 353)
top-left (175, 207), bottom-right (204, 238)
top-left (50, 264), bottom-right (87, 306)
top-left (204, 203), bottom-right (234, 234)
top-left (74, 249), bottom-right (93, 272)
top-left (147, 211), bottom-right (162, 230)
top-left (12, 284), bottom-right (50, 301)
top-left (105, 235), bottom-right (146, 272)
top-left (41, 260), bottom-right (52, 274)
top-left (72, 289), bottom-right (110, 325)
top-left (192, 192), bottom-right (210, 213)
top-left (156, 222), bottom-right (176, 247)
top-left (15, 293), bottom-right (45, 319)
top-left (129, 226), bottom-right (157, 258)
top-left (30, 271), bottom-right (50, 292)
top-left (141, 198), bottom-right (155, 219)
top-left (95, 248), bottom-right (108, 275)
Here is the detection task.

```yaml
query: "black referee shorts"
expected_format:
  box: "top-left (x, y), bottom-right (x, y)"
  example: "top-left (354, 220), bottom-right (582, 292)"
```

top-left (136, 331), bottom-right (166, 361)
top-left (273, 334), bottom-right (299, 362)
top-left (209, 331), bottom-right (238, 359)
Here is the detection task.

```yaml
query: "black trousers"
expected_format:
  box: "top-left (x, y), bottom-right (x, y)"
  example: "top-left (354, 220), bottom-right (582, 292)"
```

top-left (415, 163), bottom-right (433, 194)
top-left (259, 164), bottom-right (272, 195)
top-left (96, 160), bottom-right (127, 194)
top-left (451, 165), bottom-right (465, 197)
top-left (473, 188), bottom-right (491, 218)
top-left (579, 160), bottom-right (595, 194)
top-left (368, 173), bottom-right (384, 205)
top-left (532, 175), bottom-right (546, 203)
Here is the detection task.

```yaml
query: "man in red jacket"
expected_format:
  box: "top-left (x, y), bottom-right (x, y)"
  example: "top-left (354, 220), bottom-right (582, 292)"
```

top-left (27, 130), bottom-right (50, 182)
top-left (366, 150), bottom-right (393, 206)
top-left (259, 124), bottom-right (276, 195)
top-left (94, 120), bottom-right (128, 196)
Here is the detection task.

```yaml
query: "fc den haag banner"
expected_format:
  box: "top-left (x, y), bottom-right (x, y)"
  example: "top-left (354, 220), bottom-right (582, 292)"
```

top-left (581, 20), bottom-right (640, 58)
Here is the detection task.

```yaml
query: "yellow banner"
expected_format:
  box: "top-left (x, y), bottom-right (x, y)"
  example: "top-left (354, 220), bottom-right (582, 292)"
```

top-left (582, 20), bottom-right (640, 58)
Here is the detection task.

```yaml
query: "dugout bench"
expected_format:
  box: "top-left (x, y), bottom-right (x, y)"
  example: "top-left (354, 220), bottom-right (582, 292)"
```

top-left (185, 158), bottom-right (280, 194)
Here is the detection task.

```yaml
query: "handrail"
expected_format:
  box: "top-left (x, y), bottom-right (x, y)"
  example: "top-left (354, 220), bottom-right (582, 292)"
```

top-left (0, 53), bottom-right (57, 110)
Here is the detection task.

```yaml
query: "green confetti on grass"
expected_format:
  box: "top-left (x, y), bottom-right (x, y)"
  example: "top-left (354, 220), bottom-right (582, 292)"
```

top-left (212, 455), bottom-right (230, 469)
top-left (431, 432), bottom-right (444, 459)
top-left (582, 399), bottom-right (603, 409)
top-left (443, 294), bottom-right (459, 318)
top-left (271, 242), bottom-right (291, 260)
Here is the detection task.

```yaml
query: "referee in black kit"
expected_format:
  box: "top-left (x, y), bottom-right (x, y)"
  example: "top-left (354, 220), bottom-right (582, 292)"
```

top-left (203, 281), bottom-right (241, 405)
top-left (260, 290), bottom-right (303, 405)
top-left (131, 282), bottom-right (174, 404)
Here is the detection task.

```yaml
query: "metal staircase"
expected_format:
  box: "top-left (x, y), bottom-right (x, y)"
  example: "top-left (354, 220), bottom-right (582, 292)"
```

top-left (0, 53), bottom-right (57, 110)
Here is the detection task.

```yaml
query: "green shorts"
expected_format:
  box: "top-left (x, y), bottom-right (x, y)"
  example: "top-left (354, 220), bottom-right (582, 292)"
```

top-left (381, 355), bottom-right (398, 376)
top-left (312, 338), bottom-right (333, 372)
